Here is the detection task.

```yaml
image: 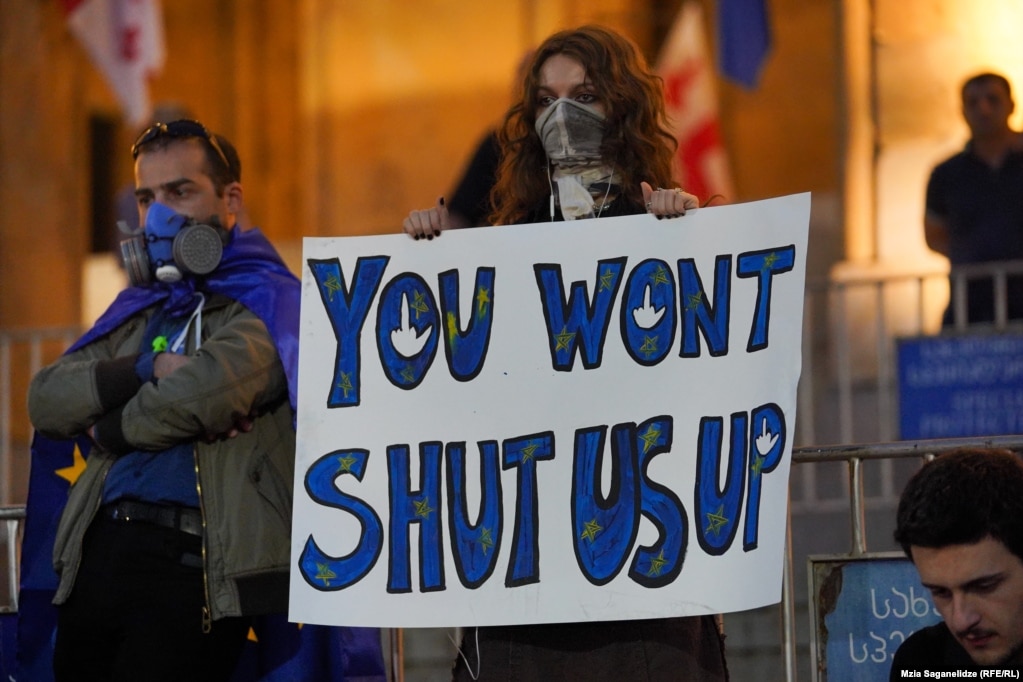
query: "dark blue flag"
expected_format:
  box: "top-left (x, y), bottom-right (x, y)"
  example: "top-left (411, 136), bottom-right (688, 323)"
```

top-left (719, 0), bottom-right (772, 88)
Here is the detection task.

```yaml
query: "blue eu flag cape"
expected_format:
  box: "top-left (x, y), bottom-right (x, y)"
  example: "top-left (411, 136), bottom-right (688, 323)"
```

top-left (14, 226), bottom-right (386, 681)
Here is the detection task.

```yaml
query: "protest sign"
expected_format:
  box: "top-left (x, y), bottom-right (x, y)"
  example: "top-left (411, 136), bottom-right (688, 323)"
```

top-left (290, 193), bottom-right (811, 628)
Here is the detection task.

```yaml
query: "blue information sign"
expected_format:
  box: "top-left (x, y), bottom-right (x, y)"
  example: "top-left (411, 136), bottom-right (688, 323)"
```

top-left (897, 333), bottom-right (1023, 439)
top-left (811, 554), bottom-right (942, 681)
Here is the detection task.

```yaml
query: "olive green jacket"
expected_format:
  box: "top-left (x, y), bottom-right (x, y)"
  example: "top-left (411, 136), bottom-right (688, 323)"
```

top-left (27, 294), bottom-right (295, 622)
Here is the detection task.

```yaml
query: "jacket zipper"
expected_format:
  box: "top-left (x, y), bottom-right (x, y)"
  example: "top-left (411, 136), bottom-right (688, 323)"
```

top-left (194, 443), bottom-right (212, 633)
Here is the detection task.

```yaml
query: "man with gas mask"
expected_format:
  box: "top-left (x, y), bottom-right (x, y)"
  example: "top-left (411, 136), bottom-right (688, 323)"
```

top-left (28, 120), bottom-right (302, 681)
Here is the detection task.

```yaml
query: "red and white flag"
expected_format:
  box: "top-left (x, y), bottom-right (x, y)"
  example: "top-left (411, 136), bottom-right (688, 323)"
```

top-left (61, 0), bottom-right (165, 126)
top-left (656, 1), bottom-right (735, 205)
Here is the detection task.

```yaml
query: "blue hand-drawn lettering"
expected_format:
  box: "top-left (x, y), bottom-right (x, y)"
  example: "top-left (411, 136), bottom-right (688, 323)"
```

top-left (299, 449), bottom-right (383, 591)
top-left (534, 258), bottom-right (626, 371)
top-left (695, 413), bottom-right (747, 555)
top-left (386, 442), bottom-right (445, 593)
top-left (503, 432), bottom-right (555, 587)
top-left (307, 257), bottom-right (389, 407)
top-left (446, 440), bottom-right (503, 588)
top-left (377, 273), bottom-right (439, 390)
top-left (571, 425), bottom-right (640, 585)
top-left (438, 268), bottom-right (496, 382)
top-left (743, 403), bottom-right (785, 550)
top-left (736, 246), bottom-right (796, 352)
top-left (629, 415), bottom-right (687, 588)
top-left (621, 260), bottom-right (677, 366)
top-left (678, 256), bottom-right (732, 357)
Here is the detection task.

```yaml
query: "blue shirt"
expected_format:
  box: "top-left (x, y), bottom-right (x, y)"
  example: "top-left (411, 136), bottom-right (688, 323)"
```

top-left (102, 308), bottom-right (200, 507)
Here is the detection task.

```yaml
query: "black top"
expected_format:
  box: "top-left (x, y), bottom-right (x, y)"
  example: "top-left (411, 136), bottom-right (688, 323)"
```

top-left (926, 146), bottom-right (1023, 265)
top-left (889, 622), bottom-right (1021, 680)
top-left (448, 130), bottom-right (501, 228)
top-left (925, 146), bottom-right (1023, 323)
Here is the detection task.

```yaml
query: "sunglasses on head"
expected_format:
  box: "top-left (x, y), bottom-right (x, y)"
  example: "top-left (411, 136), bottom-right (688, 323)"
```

top-left (131, 119), bottom-right (232, 175)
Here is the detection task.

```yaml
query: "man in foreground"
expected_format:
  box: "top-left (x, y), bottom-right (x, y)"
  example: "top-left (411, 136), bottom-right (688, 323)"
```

top-left (28, 120), bottom-right (301, 681)
top-left (890, 447), bottom-right (1023, 677)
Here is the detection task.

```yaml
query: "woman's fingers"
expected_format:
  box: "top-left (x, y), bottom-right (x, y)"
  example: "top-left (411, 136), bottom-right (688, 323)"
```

top-left (642, 183), bottom-right (700, 219)
top-left (402, 197), bottom-right (450, 240)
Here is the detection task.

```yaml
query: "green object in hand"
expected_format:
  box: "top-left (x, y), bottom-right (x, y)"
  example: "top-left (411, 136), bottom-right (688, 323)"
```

top-left (152, 335), bottom-right (169, 353)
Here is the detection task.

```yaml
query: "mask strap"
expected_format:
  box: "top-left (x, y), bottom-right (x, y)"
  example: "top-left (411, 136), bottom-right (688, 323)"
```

top-left (546, 162), bottom-right (555, 221)
top-left (170, 293), bottom-right (205, 354)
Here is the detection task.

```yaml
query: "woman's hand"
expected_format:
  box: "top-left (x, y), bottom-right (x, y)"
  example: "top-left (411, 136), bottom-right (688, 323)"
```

top-left (403, 196), bottom-right (450, 240)
top-left (641, 182), bottom-right (699, 219)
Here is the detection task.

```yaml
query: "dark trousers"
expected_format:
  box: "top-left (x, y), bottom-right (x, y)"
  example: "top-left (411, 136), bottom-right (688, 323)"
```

top-left (452, 615), bottom-right (729, 681)
top-left (53, 515), bottom-right (251, 682)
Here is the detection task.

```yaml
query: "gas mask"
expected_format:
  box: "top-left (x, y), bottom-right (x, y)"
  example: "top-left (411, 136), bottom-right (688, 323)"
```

top-left (120, 202), bottom-right (229, 287)
top-left (534, 98), bottom-right (606, 167)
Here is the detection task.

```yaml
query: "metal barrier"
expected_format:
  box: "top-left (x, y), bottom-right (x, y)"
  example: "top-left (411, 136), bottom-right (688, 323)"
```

top-left (0, 506), bottom-right (23, 614)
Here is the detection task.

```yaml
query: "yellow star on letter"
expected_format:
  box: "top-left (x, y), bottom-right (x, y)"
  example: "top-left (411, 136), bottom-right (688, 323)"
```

top-left (751, 455), bottom-right (766, 479)
top-left (599, 268), bottom-right (615, 292)
top-left (685, 292), bottom-right (703, 312)
top-left (646, 550), bottom-right (668, 577)
top-left (639, 423), bottom-right (662, 453)
top-left (337, 372), bottom-right (353, 398)
top-left (337, 454), bottom-right (357, 474)
top-left (400, 365), bottom-right (416, 383)
top-left (322, 275), bottom-right (343, 301)
top-left (477, 287), bottom-right (491, 316)
top-left (580, 518), bottom-right (603, 543)
top-left (410, 290), bottom-right (430, 319)
top-left (555, 326), bottom-right (574, 352)
top-left (56, 444), bottom-right (87, 486)
top-left (520, 442), bottom-right (540, 463)
top-left (763, 252), bottom-right (779, 270)
top-left (639, 335), bottom-right (659, 358)
top-left (414, 497), bottom-right (435, 519)
top-left (479, 527), bottom-right (494, 555)
top-left (651, 266), bottom-right (670, 287)
top-left (315, 562), bottom-right (337, 587)
top-left (705, 505), bottom-right (729, 536)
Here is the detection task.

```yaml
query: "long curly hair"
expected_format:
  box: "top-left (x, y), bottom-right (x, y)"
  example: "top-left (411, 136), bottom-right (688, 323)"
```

top-left (490, 25), bottom-right (677, 225)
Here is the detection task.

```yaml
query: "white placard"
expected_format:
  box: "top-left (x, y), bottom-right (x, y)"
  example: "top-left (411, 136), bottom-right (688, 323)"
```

top-left (290, 193), bottom-right (811, 628)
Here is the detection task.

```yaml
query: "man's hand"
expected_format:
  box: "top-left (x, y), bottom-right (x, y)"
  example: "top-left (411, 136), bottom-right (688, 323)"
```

top-left (153, 352), bottom-right (190, 379)
top-left (202, 412), bottom-right (257, 443)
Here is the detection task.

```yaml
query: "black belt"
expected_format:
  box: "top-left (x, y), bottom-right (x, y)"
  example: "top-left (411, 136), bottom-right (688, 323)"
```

top-left (101, 500), bottom-right (203, 538)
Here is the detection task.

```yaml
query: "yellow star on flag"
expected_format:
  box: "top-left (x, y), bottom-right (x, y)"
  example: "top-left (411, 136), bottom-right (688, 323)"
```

top-left (56, 443), bottom-right (87, 486)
